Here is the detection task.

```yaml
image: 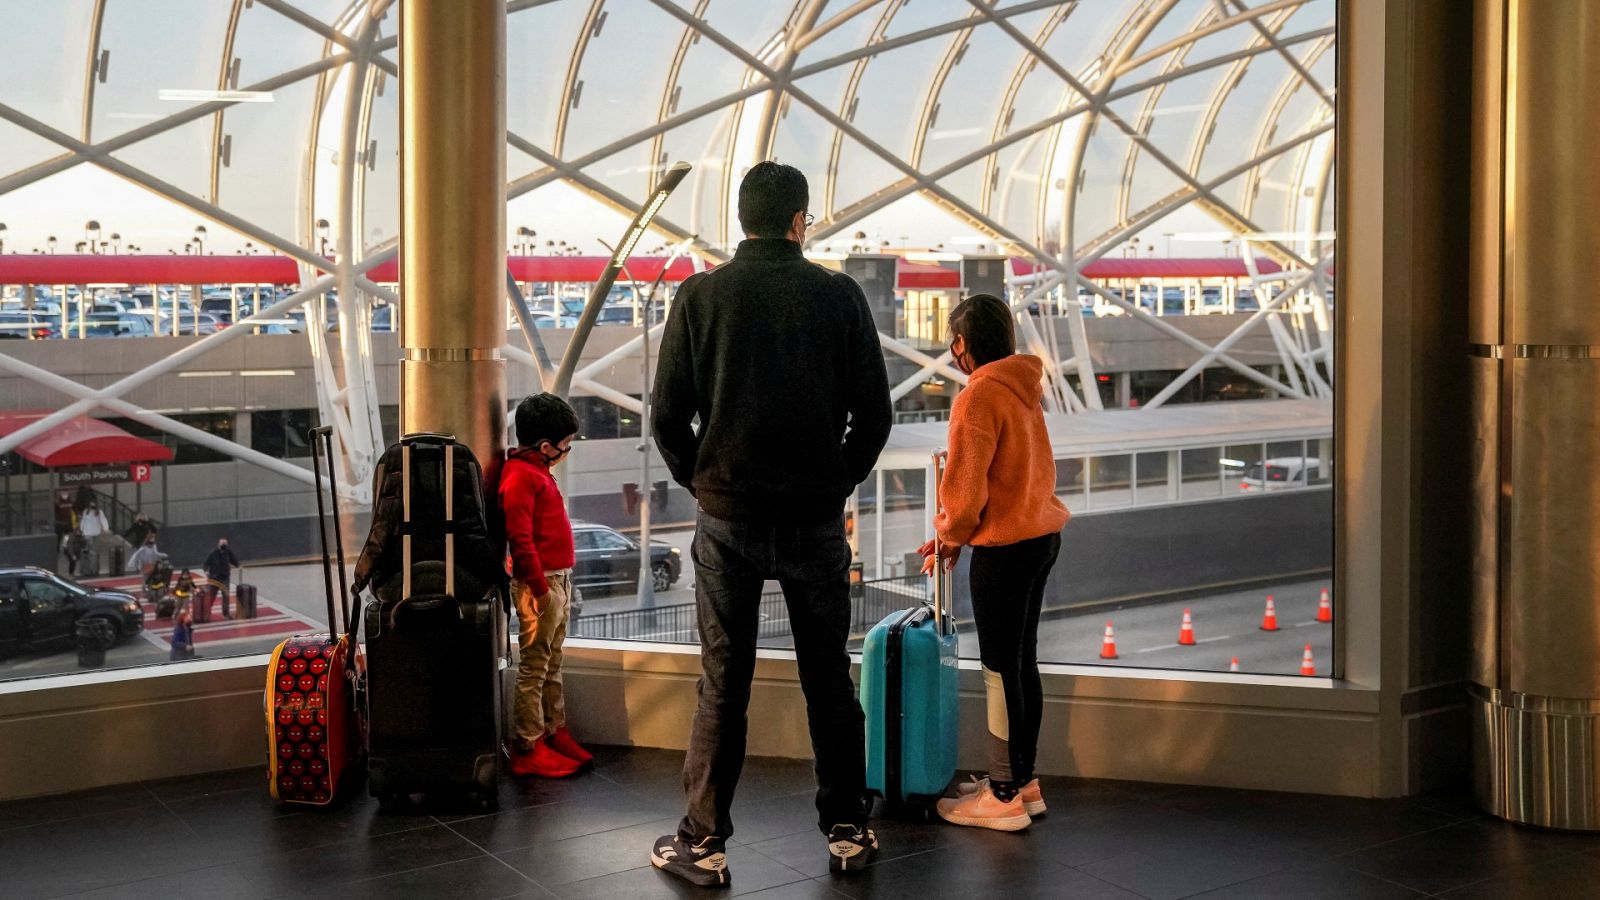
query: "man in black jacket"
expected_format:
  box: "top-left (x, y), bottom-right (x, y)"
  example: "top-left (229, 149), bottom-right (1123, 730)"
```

top-left (648, 162), bottom-right (891, 887)
top-left (202, 538), bottom-right (240, 619)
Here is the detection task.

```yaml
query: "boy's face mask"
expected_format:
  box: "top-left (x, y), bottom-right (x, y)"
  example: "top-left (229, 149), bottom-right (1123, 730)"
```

top-left (540, 438), bottom-right (573, 464)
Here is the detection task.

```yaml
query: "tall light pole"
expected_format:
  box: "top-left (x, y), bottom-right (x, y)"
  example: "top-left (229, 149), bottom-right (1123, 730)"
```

top-left (551, 161), bottom-right (690, 399)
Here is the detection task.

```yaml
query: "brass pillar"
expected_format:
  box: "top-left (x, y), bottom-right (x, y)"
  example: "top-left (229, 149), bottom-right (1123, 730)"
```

top-left (1471, 0), bottom-right (1600, 830)
top-left (398, 0), bottom-right (506, 468)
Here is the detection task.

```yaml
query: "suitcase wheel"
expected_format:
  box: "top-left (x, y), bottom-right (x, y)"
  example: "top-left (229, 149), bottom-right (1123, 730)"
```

top-left (468, 791), bottom-right (498, 814)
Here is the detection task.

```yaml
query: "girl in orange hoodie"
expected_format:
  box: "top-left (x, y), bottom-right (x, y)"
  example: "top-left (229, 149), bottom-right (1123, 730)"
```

top-left (921, 293), bottom-right (1069, 832)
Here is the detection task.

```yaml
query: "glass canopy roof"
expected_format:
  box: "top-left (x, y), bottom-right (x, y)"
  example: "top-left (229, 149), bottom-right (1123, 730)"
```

top-left (0, 0), bottom-right (1335, 267)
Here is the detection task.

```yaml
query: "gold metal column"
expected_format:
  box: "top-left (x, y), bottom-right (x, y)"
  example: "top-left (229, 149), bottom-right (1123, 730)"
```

top-left (398, 0), bottom-right (506, 468)
top-left (1471, 0), bottom-right (1600, 830)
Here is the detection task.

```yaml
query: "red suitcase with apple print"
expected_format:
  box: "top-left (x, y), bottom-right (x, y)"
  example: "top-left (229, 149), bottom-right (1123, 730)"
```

top-left (265, 425), bottom-right (365, 806)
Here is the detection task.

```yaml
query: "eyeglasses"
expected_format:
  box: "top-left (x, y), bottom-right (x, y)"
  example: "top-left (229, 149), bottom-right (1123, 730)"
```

top-left (802, 212), bottom-right (815, 227)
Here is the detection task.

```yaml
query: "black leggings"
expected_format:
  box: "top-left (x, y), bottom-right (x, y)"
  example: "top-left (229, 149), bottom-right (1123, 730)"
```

top-left (969, 532), bottom-right (1060, 786)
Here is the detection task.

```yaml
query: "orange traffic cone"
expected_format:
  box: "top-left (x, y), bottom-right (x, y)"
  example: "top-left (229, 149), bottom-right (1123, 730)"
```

top-left (1229, 657), bottom-right (1241, 673)
top-left (1316, 588), bottom-right (1333, 624)
top-left (1299, 644), bottom-right (1316, 676)
top-left (1259, 595), bottom-right (1280, 632)
top-left (1178, 608), bottom-right (1197, 646)
top-left (1100, 621), bottom-right (1119, 660)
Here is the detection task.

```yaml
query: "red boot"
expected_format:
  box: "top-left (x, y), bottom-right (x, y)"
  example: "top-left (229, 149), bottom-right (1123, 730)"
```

top-left (546, 726), bottom-right (594, 769)
top-left (510, 739), bottom-right (581, 778)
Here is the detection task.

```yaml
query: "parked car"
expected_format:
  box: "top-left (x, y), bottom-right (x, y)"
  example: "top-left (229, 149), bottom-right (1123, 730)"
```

top-left (199, 297), bottom-right (254, 324)
top-left (530, 312), bottom-right (577, 329)
top-left (63, 312), bottom-right (157, 338)
top-left (1239, 457), bottom-right (1325, 492)
top-left (0, 567), bottom-right (144, 658)
top-left (595, 305), bottom-right (638, 326)
top-left (167, 312), bottom-right (225, 336)
top-left (571, 521), bottom-right (682, 595)
top-left (0, 311), bottom-right (59, 339)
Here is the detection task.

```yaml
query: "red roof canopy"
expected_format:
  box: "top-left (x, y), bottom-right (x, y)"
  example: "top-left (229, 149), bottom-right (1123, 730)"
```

top-left (0, 253), bottom-right (1285, 291)
top-left (1009, 257), bottom-right (1285, 279)
top-left (0, 413), bottom-right (174, 468)
top-left (895, 257), bottom-right (962, 290)
top-left (0, 254), bottom-right (700, 286)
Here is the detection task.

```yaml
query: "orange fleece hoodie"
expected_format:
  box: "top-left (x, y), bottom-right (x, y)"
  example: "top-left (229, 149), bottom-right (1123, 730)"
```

top-left (934, 354), bottom-right (1069, 548)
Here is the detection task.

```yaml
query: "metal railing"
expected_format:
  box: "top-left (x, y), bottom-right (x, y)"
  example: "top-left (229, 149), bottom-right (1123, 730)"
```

top-left (568, 574), bottom-right (931, 644)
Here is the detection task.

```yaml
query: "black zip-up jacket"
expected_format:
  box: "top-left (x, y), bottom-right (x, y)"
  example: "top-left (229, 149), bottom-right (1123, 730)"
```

top-left (651, 238), bottom-right (892, 525)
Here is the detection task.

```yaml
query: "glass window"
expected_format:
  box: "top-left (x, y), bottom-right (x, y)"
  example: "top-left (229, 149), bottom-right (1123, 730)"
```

top-left (594, 531), bottom-right (633, 552)
top-left (1088, 455), bottom-right (1133, 510)
top-left (23, 579), bottom-right (72, 611)
top-left (573, 529), bottom-right (600, 551)
top-left (1134, 451), bottom-right (1171, 505)
top-left (0, 0), bottom-right (1334, 681)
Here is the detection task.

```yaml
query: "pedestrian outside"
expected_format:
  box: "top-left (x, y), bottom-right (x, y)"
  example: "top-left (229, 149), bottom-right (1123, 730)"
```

top-left (202, 538), bottom-right (241, 619)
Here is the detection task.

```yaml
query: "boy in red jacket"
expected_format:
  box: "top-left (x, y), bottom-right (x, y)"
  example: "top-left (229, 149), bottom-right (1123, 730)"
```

top-left (502, 393), bottom-right (593, 778)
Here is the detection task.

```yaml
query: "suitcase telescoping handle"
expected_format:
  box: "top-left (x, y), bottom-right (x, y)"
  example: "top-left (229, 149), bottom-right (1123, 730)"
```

top-left (931, 449), bottom-right (949, 637)
top-left (309, 426), bottom-right (358, 668)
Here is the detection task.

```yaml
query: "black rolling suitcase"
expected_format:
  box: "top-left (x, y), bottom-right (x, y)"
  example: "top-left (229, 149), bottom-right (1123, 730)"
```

top-left (360, 433), bottom-right (508, 812)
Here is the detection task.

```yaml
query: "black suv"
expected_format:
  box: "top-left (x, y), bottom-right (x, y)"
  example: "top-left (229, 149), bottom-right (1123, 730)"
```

top-left (0, 567), bottom-right (145, 657)
top-left (572, 522), bottom-right (682, 595)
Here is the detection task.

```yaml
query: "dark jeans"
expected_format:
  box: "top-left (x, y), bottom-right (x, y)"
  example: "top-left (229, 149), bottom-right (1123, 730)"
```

top-left (969, 532), bottom-right (1061, 786)
top-left (679, 509), bottom-right (868, 844)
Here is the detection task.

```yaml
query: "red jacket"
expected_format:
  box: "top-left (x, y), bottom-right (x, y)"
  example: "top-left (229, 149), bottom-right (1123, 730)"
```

top-left (499, 450), bottom-right (576, 597)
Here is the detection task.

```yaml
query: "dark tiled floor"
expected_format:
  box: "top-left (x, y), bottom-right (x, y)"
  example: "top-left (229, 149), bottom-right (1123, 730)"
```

top-left (4, 747), bottom-right (1600, 899)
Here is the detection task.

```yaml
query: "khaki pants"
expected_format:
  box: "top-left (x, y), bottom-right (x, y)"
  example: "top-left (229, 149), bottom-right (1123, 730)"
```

top-left (513, 570), bottom-right (571, 745)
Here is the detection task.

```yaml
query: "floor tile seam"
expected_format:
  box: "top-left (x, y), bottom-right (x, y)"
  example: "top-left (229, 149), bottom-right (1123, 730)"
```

top-left (142, 782), bottom-right (205, 840)
top-left (254, 853), bottom-right (524, 900)
top-left (1326, 817), bottom-right (1485, 861)
top-left (445, 794), bottom-right (580, 828)
top-left (186, 816), bottom-right (444, 863)
top-left (1069, 835), bottom-right (1312, 896)
top-left (474, 801), bottom-right (701, 858)
top-left (802, 874), bottom-right (862, 899)
top-left (37, 859), bottom-right (249, 900)
top-left (1068, 865), bottom-right (1161, 900)
top-left (435, 816), bottom-right (548, 891)
top-left (1339, 844), bottom-right (1593, 897)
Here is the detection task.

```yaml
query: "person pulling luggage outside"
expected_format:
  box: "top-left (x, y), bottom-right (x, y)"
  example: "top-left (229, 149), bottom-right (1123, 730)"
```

top-left (78, 501), bottom-right (111, 576)
top-left (203, 538), bottom-right (240, 620)
top-left (127, 535), bottom-right (168, 587)
top-left (649, 161), bottom-right (893, 886)
top-left (502, 392), bottom-right (593, 779)
top-left (920, 294), bottom-right (1069, 832)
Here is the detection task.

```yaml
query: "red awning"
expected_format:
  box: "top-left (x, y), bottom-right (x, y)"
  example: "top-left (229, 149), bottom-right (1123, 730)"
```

top-left (0, 254), bottom-right (701, 286)
top-left (0, 413), bottom-right (174, 468)
top-left (895, 258), bottom-right (962, 290)
top-left (0, 255), bottom-right (304, 285)
top-left (1008, 257), bottom-right (1286, 279)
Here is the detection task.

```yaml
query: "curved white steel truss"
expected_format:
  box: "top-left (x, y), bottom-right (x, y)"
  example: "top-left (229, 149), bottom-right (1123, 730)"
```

top-left (0, 0), bottom-right (1336, 496)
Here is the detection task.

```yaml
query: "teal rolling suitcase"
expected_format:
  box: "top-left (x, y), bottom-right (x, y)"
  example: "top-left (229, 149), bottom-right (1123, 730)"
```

top-left (862, 451), bottom-right (959, 814)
